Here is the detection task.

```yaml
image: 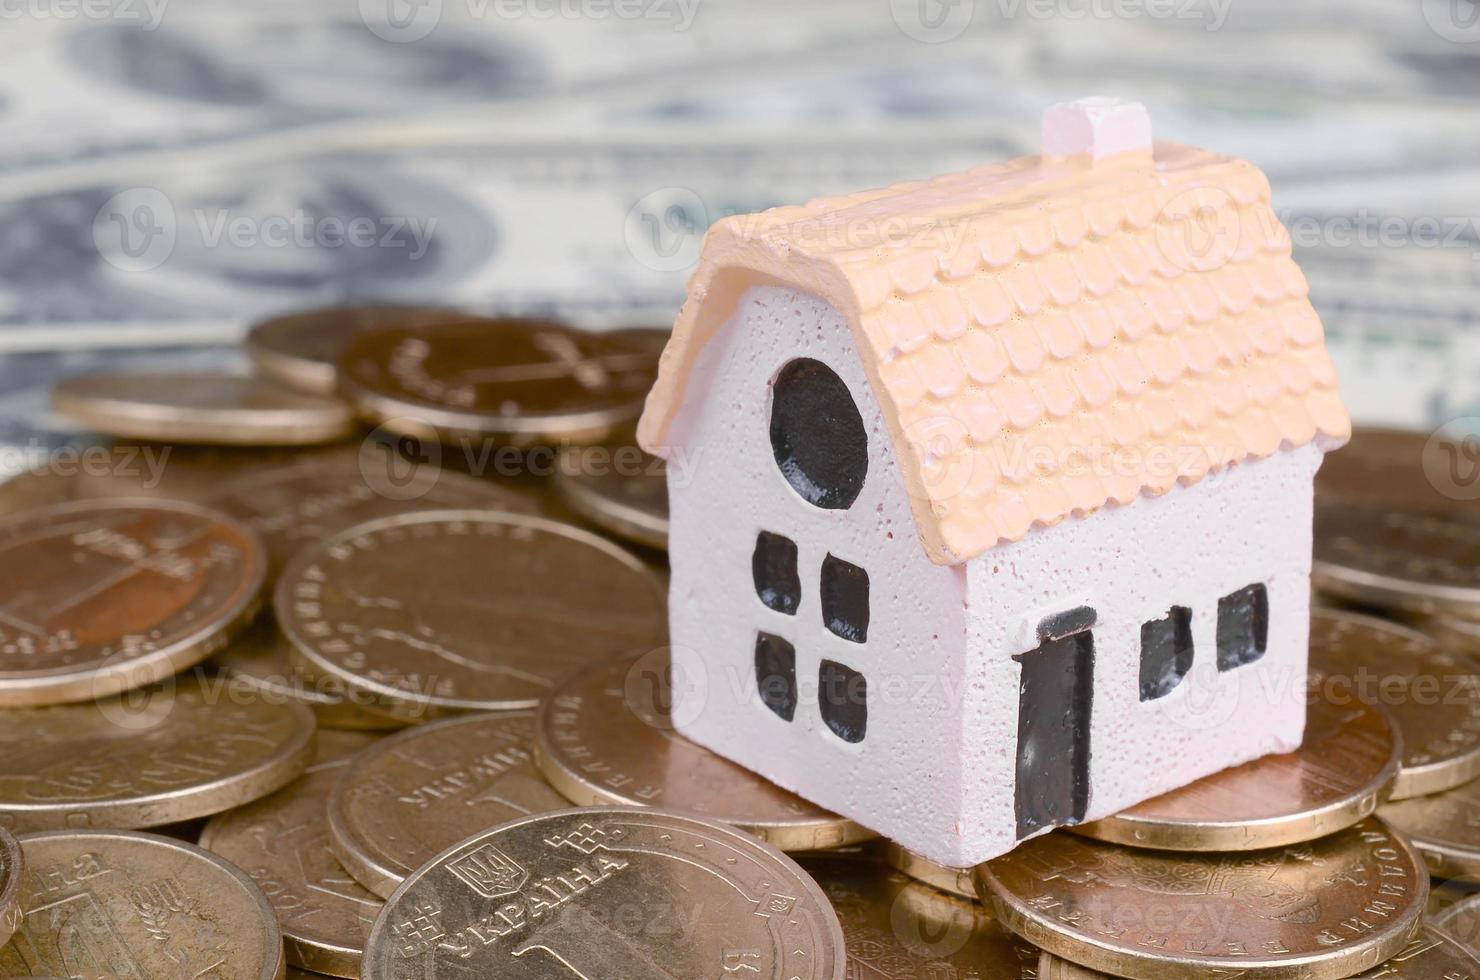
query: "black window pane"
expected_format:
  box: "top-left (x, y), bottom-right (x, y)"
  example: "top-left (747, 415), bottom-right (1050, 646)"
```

top-left (755, 632), bottom-right (797, 722)
top-left (1140, 606), bottom-right (1194, 701)
top-left (819, 659), bottom-right (867, 743)
top-left (1217, 583), bottom-right (1270, 671)
top-left (752, 532), bottom-right (801, 615)
top-left (769, 358), bottom-right (868, 510)
top-left (821, 554), bottom-right (869, 643)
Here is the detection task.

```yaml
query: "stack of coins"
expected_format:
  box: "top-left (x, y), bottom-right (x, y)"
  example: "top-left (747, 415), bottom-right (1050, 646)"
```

top-left (3, 321), bottom-right (1478, 979)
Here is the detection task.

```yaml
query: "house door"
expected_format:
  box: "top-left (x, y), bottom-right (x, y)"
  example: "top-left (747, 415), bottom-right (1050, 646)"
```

top-left (1013, 612), bottom-right (1095, 839)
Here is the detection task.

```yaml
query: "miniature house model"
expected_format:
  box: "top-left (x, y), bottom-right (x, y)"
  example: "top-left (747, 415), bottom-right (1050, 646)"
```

top-left (637, 98), bottom-right (1350, 866)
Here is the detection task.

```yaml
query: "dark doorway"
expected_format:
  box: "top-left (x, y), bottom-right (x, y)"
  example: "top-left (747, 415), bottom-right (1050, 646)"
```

top-left (1013, 611), bottom-right (1095, 839)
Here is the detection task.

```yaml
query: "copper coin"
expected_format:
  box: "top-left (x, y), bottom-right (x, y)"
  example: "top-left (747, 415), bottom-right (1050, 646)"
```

top-left (213, 615), bottom-right (405, 731)
top-left (1314, 426), bottom-right (1470, 512)
top-left (276, 510), bottom-right (666, 720)
top-left (360, 807), bottom-right (847, 980)
top-left (246, 304), bottom-right (473, 395)
top-left (0, 828), bottom-right (20, 950)
top-left (53, 371), bottom-right (358, 446)
top-left (201, 756), bottom-right (383, 976)
top-left (1431, 889), bottom-right (1480, 950)
top-left (327, 712), bottom-right (570, 898)
top-left (1379, 777), bottom-right (1480, 878)
top-left (1309, 609), bottom-right (1480, 799)
top-left (553, 444), bottom-right (668, 550)
top-left (535, 651), bottom-right (869, 851)
top-left (0, 672), bottom-right (315, 831)
top-left (1314, 499), bottom-right (1480, 617)
top-left (1419, 612), bottom-right (1480, 658)
top-left (875, 841), bottom-right (978, 900)
top-left (337, 318), bottom-right (657, 446)
top-left (800, 853), bottom-right (1039, 977)
top-left (975, 818), bottom-right (1427, 980)
top-left (0, 830), bottom-right (285, 979)
top-left (207, 452), bottom-right (536, 580)
top-left (1039, 927), bottom-right (1479, 979)
top-left (1074, 686), bottom-right (1399, 850)
top-left (0, 499), bottom-right (266, 706)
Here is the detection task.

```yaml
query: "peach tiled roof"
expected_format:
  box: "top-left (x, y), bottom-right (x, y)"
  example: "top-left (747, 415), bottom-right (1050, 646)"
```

top-left (638, 141), bottom-right (1350, 565)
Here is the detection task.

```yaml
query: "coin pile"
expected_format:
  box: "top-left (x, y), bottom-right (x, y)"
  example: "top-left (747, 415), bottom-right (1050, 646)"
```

top-left (0, 315), bottom-right (1476, 978)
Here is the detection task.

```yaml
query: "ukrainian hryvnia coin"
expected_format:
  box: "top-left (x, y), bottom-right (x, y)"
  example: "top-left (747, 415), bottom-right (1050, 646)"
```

top-left (875, 841), bottom-right (978, 900)
top-left (276, 510), bottom-right (667, 720)
top-left (1419, 612), bottom-right (1480, 658)
top-left (974, 817), bottom-right (1427, 980)
top-left (328, 712), bottom-right (570, 898)
top-left (312, 729), bottom-right (383, 767)
top-left (0, 499), bottom-right (266, 706)
top-left (1379, 777), bottom-right (1480, 878)
top-left (1430, 881), bottom-right (1480, 947)
top-left (201, 755), bottom-right (383, 976)
top-left (213, 615), bottom-right (404, 731)
top-left (799, 854), bottom-right (1039, 977)
top-left (52, 371), bottom-right (358, 446)
top-left (535, 652), bottom-right (869, 851)
top-left (1314, 427), bottom-right (1471, 512)
top-left (207, 451), bottom-right (537, 580)
top-left (245, 305), bottom-right (474, 395)
top-left (1074, 687), bottom-right (1399, 850)
top-left (0, 830), bottom-right (285, 978)
top-left (1309, 609), bottom-right (1480, 799)
top-left (1039, 927), bottom-right (1480, 979)
top-left (361, 807), bottom-right (846, 980)
top-left (553, 445), bottom-right (668, 550)
top-left (337, 318), bottom-right (658, 446)
top-left (0, 672), bottom-right (315, 831)
top-left (0, 827), bottom-right (21, 949)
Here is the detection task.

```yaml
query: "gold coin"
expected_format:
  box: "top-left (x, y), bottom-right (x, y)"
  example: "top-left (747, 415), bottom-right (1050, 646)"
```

top-left (360, 806), bottom-right (846, 979)
top-left (1039, 927), bottom-right (1479, 979)
top-left (207, 452), bottom-right (537, 581)
top-left (554, 445), bottom-right (668, 550)
top-left (975, 818), bottom-right (1427, 980)
top-left (0, 829), bottom-right (286, 978)
top-left (246, 305), bottom-right (473, 395)
top-left (0, 499), bottom-right (266, 706)
top-left (799, 853), bottom-right (1039, 976)
top-left (874, 841), bottom-right (978, 900)
top-left (0, 828), bottom-right (20, 949)
top-left (53, 371), bottom-right (358, 446)
top-left (201, 756), bottom-right (383, 976)
top-left (327, 712), bottom-right (570, 898)
top-left (535, 651), bottom-right (869, 851)
top-left (1310, 609), bottom-right (1480, 799)
top-left (0, 672), bottom-right (315, 831)
top-left (337, 318), bottom-right (658, 447)
top-left (1074, 686), bottom-right (1399, 850)
top-left (214, 615), bottom-right (404, 731)
top-left (1379, 778), bottom-right (1480, 878)
top-left (276, 510), bottom-right (666, 720)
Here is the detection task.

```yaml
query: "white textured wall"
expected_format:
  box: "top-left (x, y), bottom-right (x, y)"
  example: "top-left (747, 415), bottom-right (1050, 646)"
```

top-left (959, 442), bottom-right (1322, 863)
top-left (663, 284), bottom-right (970, 855)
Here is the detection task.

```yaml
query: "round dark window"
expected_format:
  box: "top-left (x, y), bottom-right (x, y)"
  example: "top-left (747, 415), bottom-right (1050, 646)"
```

top-left (769, 358), bottom-right (868, 510)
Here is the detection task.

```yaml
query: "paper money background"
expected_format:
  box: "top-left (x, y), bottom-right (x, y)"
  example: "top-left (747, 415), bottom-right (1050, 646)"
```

top-left (1, 0), bottom-right (1477, 455)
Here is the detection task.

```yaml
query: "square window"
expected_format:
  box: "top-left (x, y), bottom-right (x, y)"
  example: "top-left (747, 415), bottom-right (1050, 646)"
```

top-left (752, 532), bottom-right (800, 615)
top-left (1139, 606), bottom-right (1193, 701)
top-left (754, 632), bottom-right (797, 721)
top-left (820, 554), bottom-right (869, 643)
top-left (819, 659), bottom-right (867, 743)
top-left (1217, 583), bottom-right (1269, 671)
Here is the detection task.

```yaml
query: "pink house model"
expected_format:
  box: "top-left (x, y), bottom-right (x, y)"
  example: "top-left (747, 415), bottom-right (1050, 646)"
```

top-left (637, 98), bottom-right (1351, 866)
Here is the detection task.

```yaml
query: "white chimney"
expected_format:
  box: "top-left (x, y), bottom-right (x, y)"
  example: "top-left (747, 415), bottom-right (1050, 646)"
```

top-left (1041, 97), bottom-right (1152, 163)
